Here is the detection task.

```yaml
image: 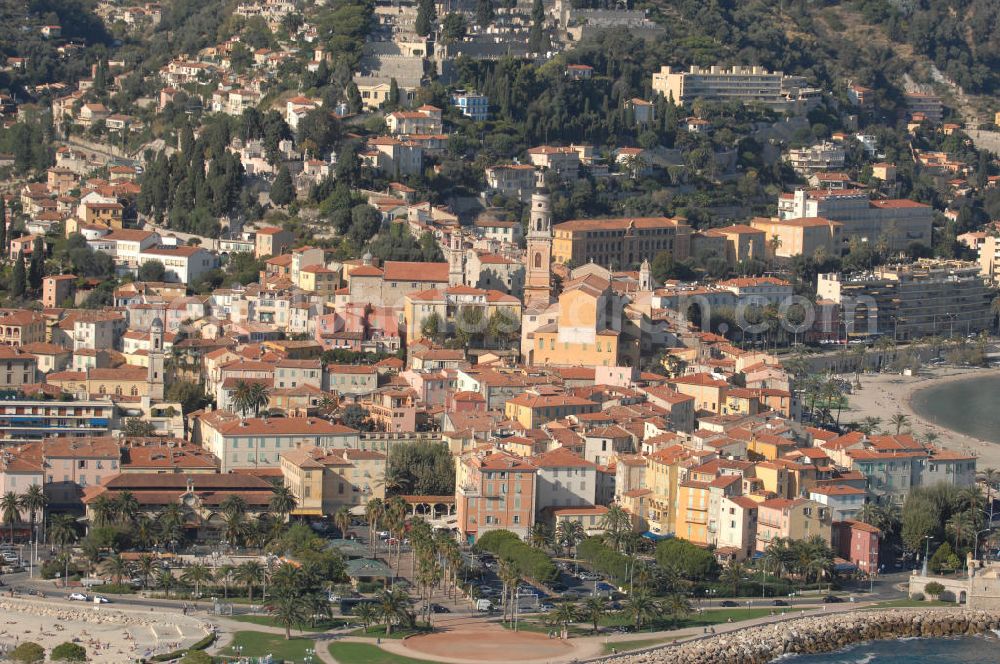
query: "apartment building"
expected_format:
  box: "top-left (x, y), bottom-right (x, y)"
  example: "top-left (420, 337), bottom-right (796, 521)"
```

top-left (456, 449), bottom-right (537, 543)
top-left (552, 217), bottom-right (691, 268)
top-left (526, 146), bottom-right (580, 177)
top-left (504, 392), bottom-right (599, 428)
top-left (717, 495), bottom-right (758, 561)
top-left (786, 142), bottom-right (846, 174)
top-left (809, 484), bottom-right (867, 521)
top-left (817, 260), bottom-right (994, 340)
top-left (280, 445), bottom-right (387, 515)
top-left (0, 400), bottom-right (115, 444)
top-left (652, 65), bottom-right (813, 110)
top-left (195, 411), bottom-right (360, 472)
top-left (451, 91), bottom-right (488, 121)
top-left (0, 346), bottom-right (37, 389)
top-left (138, 246), bottom-right (217, 283)
top-left (485, 164), bottom-right (537, 202)
top-left (385, 105), bottom-right (443, 135)
top-left (978, 234), bottom-right (1000, 284)
top-left (0, 310), bottom-right (46, 347)
top-left (778, 189), bottom-right (933, 253)
top-left (17, 436), bottom-right (121, 508)
top-left (755, 497), bottom-right (831, 552)
top-left (42, 275), bottom-right (77, 308)
top-left (255, 226), bottom-right (295, 258)
top-left (531, 447), bottom-right (598, 515)
top-left (403, 285), bottom-right (522, 343)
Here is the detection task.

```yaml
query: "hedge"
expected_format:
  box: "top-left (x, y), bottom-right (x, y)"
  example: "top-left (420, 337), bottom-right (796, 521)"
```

top-left (474, 530), bottom-right (557, 583)
top-left (149, 631), bottom-right (216, 662)
top-left (576, 537), bottom-right (630, 585)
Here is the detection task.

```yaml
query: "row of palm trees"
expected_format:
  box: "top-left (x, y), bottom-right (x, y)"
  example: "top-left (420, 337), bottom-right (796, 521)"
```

top-left (85, 485), bottom-right (298, 550)
top-left (759, 536), bottom-right (835, 589)
top-left (0, 485), bottom-right (48, 543)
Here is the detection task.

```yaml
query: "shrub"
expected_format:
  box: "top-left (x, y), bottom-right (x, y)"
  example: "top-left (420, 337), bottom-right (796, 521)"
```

top-left (911, 592), bottom-right (925, 601)
top-left (50, 642), bottom-right (87, 662)
top-left (180, 651), bottom-right (213, 664)
top-left (474, 529), bottom-right (557, 583)
top-left (924, 582), bottom-right (945, 597)
top-left (9, 642), bottom-right (45, 663)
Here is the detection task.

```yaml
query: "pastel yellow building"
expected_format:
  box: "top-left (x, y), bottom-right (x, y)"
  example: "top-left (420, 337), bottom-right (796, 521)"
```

top-left (525, 274), bottom-right (624, 367)
top-left (504, 392), bottom-right (599, 429)
top-left (674, 480), bottom-right (711, 544)
top-left (551, 217), bottom-right (691, 269)
top-left (404, 285), bottom-right (521, 344)
top-left (750, 216), bottom-right (842, 259)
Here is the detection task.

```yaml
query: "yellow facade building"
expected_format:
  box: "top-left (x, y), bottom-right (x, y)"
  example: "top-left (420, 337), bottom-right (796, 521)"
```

top-left (551, 217), bottom-right (691, 269)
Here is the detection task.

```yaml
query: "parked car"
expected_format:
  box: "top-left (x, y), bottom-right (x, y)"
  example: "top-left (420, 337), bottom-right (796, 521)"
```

top-left (94, 595), bottom-right (110, 604)
top-left (719, 600), bottom-right (738, 607)
top-left (429, 604), bottom-right (451, 614)
top-left (822, 595), bottom-right (843, 603)
top-left (68, 593), bottom-right (88, 601)
top-left (772, 600), bottom-right (789, 606)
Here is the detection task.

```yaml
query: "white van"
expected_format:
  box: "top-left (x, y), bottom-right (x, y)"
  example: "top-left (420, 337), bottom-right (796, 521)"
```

top-left (475, 599), bottom-right (492, 612)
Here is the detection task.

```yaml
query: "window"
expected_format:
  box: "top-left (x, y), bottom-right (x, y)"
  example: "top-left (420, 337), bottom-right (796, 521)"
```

top-left (513, 515), bottom-right (520, 524)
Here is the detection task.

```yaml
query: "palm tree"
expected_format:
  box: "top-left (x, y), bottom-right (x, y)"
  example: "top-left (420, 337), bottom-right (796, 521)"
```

top-left (719, 562), bottom-right (746, 596)
top-left (182, 563), bottom-right (213, 598)
top-left (663, 592), bottom-right (691, 628)
top-left (857, 416), bottom-right (882, 436)
top-left (271, 590), bottom-right (310, 639)
top-left (115, 490), bottom-right (140, 526)
top-left (549, 601), bottom-right (577, 637)
top-left (624, 591), bottom-right (658, 631)
top-left (601, 504), bottom-right (631, 553)
top-left (334, 506), bottom-right (352, 538)
top-left (134, 515), bottom-right (156, 549)
top-left (100, 553), bottom-right (131, 586)
top-left (556, 520), bottom-right (585, 559)
top-left (889, 413), bottom-right (910, 435)
top-left (158, 503), bottom-right (185, 550)
top-left (497, 559), bottom-right (520, 623)
top-left (354, 602), bottom-right (379, 633)
top-left (530, 522), bottom-right (552, 551)
top-left (365, 498), bottom-right (385, 558)
top-left (222, 512), bottom-right (250, 549)
top-left (135, 554), bottom-right (157, 589)
top-left (946, 510), bottom-right (978, 551)
top-left (581, 596), bottom-right (606, 634)
top-left (156, 568), bottom-right (174, 598)
top-left (18, 484), bottom-right (46, 545)
top-left (376, 588), bottom-right (411, 636)
top-left (269, 485), bottom-right (296, 522)
top-left (89, 494), bottom-right (116, 529)
top-left (48, 513), bottom-right (78, 583)
top-left (220, 495), bottom-right (248, 519)
top-left (1, 491), bottom-right (20, 542)
top-left (215, 564), bottom-right (235, 599)
top-left (232, 380), bottom-right (270, 419)
top-left (233, 560), bottom-right (264, 602)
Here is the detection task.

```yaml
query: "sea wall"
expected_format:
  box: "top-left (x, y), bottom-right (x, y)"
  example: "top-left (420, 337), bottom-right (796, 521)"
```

top-left (601, 609), bottom-right (1000, 664)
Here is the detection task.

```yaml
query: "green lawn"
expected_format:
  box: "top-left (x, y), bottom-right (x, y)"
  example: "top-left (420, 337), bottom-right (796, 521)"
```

top-left (229, 614), bottom-right (346, 632)
top-left (223, 631), bottom-right (316, 662)
top-left (328, 643), bottom-right (440, 664)
top-left (346, 624), bottom-right (433, 639)
top-left (508, 607), bottom-right (804, 637)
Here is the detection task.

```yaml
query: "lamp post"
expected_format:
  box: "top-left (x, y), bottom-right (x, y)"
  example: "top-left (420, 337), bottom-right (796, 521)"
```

top-left (921, 535), bottom-right (933, 576)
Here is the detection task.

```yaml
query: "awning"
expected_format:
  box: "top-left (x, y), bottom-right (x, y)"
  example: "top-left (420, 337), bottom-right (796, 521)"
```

top-left (834, 562), bottom-right (857, 572)
top-left (291, 508), bottom-right (324, 516)
top-left (641, 531), bottom-right (673, 541)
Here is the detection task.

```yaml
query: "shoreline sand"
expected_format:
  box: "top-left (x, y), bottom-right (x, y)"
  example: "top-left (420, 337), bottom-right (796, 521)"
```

top-left (844, 365), bottom-right (1000, 466)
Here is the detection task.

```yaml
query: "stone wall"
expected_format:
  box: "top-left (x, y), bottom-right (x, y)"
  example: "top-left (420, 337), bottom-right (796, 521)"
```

top-left (598, 609), bottom-right (1000, 664)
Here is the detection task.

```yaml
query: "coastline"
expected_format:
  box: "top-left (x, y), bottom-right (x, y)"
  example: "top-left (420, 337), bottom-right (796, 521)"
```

top-left (601, 608), bottom-right (1000, 664)
top-left (844, 366), bottom-right (1000, 466)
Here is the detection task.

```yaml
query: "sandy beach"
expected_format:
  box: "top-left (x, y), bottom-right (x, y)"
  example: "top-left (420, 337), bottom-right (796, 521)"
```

top-left (0, 597), bottom-right (212, 664)
top-left (844, 365), bottom-right (1000, 467)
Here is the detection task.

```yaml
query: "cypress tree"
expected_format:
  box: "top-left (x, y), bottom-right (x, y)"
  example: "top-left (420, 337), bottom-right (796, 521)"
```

top-left (11, 252), bottom-right (26, 299)
top-left (28, 237), bottom-right (44, 291)
top-left (0, 198), bottom-right (6, 257)
top-left (270, 165), bottom-right (295, 207)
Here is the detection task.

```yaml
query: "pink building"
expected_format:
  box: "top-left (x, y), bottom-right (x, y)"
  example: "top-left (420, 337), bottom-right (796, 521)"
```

top-left (367, 388), bottom-right (418, 432)
top-left (399, 370), bottom-right (449, 406)
top-left (832, 519), bottom-right (880, 574)
top-left (456, 449), bottom-right (537, 543)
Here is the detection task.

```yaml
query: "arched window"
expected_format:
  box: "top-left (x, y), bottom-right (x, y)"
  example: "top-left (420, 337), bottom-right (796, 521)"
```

top-left (534, 252), bottom-right (542, 269)
top-left (115, 385), bottom-right (123, 396)
top-left (98, 385), bottom-right (106, 395)
top-left (536, 220), bottom-right (542, 231)
top-left (130, 386), bottom-right (139, 396)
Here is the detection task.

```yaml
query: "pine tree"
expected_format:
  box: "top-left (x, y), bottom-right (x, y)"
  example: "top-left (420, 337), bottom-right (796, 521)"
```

top-left (528, 0), bottom-right (545, 52)
top-left (270, 165), bottom-right (295, 206)
top-left (11, 252), bottom-right (26, 299)
top-left (476, 0), bottom-right (494, 27)
top-left (388, 78), bottom-right (400, 109)
top-left (0, 198), bottom-right (7, 258)
top-left (415, 0), bottom-right (436, 36)
top-left (28, 237), bottom-right (44, 291)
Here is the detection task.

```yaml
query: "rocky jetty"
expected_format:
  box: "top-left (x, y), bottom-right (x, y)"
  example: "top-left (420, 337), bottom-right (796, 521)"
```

top-left (604, 609), bottom-right (1000, 664)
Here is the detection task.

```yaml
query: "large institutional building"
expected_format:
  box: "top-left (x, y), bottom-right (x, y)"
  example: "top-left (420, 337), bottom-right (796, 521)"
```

top-left (779, 189), bottom-right (933, 253)
top-left (651, 65), bottom-right (820, 110)
top-left (551, 217), bottom-right (691, 268)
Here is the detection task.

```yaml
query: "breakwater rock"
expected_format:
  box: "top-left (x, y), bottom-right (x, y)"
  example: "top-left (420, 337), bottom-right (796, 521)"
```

top-left (604, 609), bottom-right (1000, 664)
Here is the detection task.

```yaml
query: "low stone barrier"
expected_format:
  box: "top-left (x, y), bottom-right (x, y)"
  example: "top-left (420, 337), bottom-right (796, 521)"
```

top-left (603, 609), bottom-right (1000, 664)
